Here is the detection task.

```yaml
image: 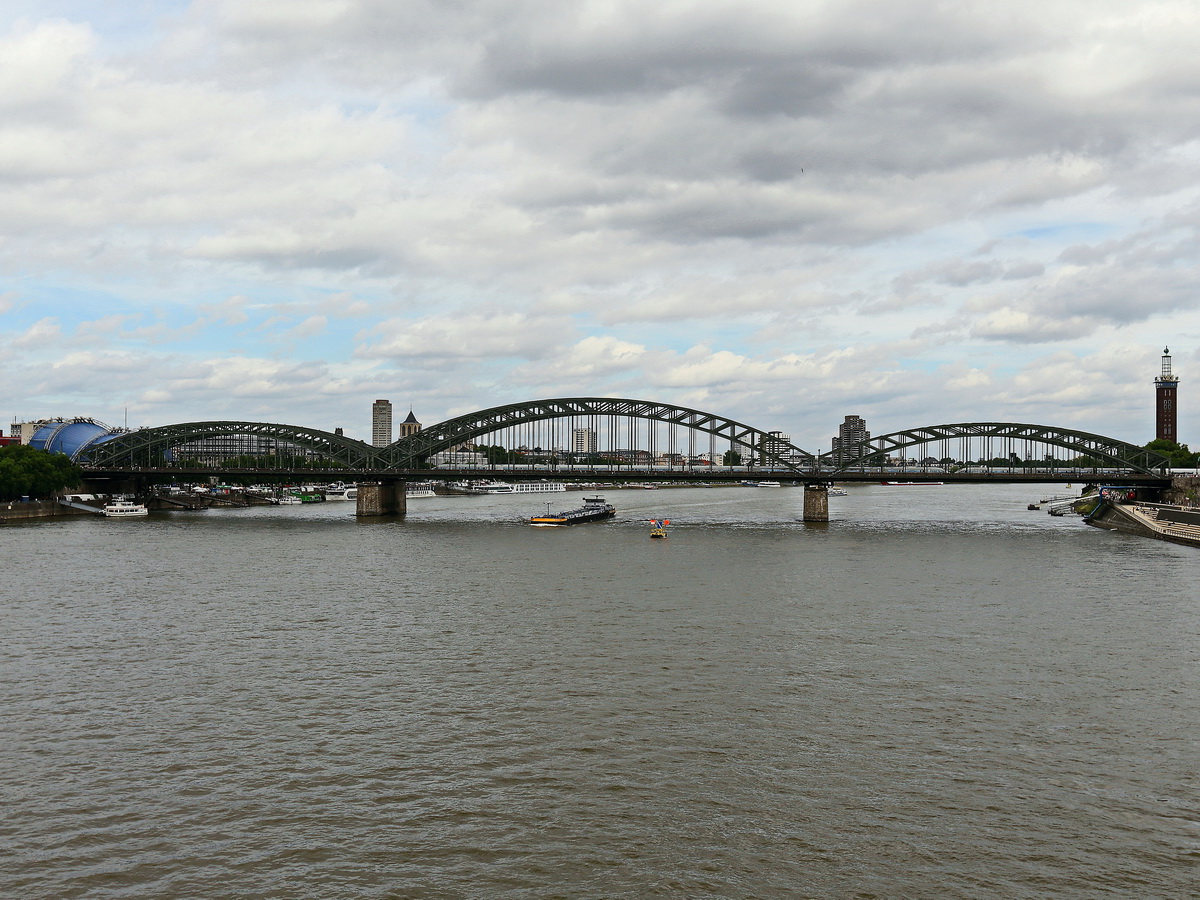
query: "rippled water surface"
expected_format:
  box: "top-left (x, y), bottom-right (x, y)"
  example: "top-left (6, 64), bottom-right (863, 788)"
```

top-left (3, 484), bottom-right (1198, 898)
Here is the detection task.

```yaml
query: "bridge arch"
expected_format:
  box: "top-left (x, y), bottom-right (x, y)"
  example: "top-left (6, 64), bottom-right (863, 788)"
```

top-left (384, 397), bottom-right (814, 469)
top-left (819, 423), bottom-right (1170, 475)
top-left (82, 421), bottom-right (379, 470)
top-left (78, 410), bottom-right (1168, 478)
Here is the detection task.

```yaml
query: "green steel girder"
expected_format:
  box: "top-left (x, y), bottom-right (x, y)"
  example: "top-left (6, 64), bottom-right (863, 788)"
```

top-left (381, 397), bottom-right (815, 470)
top-left (78, 410), bottom-right (1171, 478)
top-left (83, 421), bottom-right (380, 469)
top-left (820, 422), bottom-right (1172, 475)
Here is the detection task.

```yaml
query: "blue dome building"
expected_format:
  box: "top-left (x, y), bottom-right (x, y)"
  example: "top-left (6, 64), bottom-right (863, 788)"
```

top-left (28, 419), bottom-right (123, 461)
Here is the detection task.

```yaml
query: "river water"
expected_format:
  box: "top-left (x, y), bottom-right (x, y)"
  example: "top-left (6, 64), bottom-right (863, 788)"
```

top-left (2, 484), bottom-right (1197, 898)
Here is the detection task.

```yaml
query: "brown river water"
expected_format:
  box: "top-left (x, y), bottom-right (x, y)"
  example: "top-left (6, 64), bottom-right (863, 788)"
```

top-left (2, 483), bottom-right (1197, 898)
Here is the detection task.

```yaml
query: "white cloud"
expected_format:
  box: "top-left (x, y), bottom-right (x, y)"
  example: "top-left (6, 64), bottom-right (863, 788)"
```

top-left (287, 315), bottom-right (328, 340)
top-left (509, 335), bottom-right (648, 388)
top-left (970, 308), bottom-right (1093, 343)
top-left (359, 311), bottom-right (574, 361)
top-left (13, 317), bottom-right (63, 348)
top-left (1, 2), bottom-right (1199, 447)
top-left (197, 295), bottom-right (252, 326)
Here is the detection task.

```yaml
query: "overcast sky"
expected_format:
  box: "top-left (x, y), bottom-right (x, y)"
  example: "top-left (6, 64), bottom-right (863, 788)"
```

top-left (2, 1), bottom-right (1197, 451)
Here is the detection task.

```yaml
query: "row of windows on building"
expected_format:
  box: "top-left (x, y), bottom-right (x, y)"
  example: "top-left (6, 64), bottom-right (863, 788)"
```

top-left (371, 400), bottom-right (422, 447)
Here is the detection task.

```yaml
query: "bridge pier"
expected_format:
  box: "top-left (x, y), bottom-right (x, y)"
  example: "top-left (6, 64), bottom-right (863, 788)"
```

top-left (356, 481), bottom-right (407, 517)
top-left (803, 483), bottom-right (829, 522)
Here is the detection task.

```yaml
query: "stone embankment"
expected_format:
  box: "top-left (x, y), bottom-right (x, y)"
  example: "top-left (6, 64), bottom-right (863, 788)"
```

top-left (1084, 475), bottom-right (1200, 548)
top-left (0, 498), bottom-right (96, 522)
top-left (1161, 474), bottom-right (1200, 507)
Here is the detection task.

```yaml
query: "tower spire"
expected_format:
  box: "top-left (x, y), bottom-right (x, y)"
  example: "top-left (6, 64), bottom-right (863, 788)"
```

top-left (1154, 346), bottom-right (1179, 443)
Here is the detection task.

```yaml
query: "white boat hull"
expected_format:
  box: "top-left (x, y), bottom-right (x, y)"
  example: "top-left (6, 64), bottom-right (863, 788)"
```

top-left (103, 500), bottom-right (148, 517)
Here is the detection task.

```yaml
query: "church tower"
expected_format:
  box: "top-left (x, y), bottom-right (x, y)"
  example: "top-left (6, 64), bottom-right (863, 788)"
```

top-left (1155, 347), bottom-right (1179, 442)
top-left (398, 409), bottom-right (422, 438)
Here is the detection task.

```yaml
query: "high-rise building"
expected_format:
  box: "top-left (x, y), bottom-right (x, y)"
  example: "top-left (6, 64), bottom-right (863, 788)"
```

top-left (572, 427), bottom-right (597, 454)
top-left (372, 399), bottom-right (393, 447)
top-left (398, 409), bottom-right (422, 438)
top-left (831, 415), bottom-right (870, 463)
top-left (1155, 346), bottom-right (1180, 442)
top-left (760, 430), bottom-right (807, 465)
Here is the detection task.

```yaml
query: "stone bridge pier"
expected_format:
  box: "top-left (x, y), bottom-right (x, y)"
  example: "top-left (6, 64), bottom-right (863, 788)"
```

top-left (355, 480), bottom-right (407, 517)
top-left (803, 483), bottom-right (829, 522)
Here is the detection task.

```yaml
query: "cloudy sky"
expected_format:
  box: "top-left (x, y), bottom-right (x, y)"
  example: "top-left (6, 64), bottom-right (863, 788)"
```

top-left (2, 0), bottom-right (1198, 451)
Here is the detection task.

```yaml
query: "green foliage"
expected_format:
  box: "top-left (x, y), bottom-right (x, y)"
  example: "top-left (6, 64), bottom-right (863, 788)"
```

top-left (476, 444), bottom-right (511, 464)
top-left (723, 449), bottom-right (742, 465)
top-left (0, 445), bottom-right (83, 500)
top-left (1144, 439), bottom-right (1199, 467)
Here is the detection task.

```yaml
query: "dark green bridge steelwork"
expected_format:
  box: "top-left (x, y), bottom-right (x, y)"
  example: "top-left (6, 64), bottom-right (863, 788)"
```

top-left (375, 397), bottom-right (814, 469)
top-left (820, 422), bottom-right (1171, 476)
top-left (78, 396), bottom-right (1172, 478)
top-left (84, 420), bottom-right (382, 470)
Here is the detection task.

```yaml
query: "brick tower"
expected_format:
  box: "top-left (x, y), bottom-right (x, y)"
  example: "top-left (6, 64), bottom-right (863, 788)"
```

top-left (1155, 347), bottom-right (1179, 442)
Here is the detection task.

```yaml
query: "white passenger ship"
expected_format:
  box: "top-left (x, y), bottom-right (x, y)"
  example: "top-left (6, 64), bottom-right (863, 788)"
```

top-left (324, 482), bottom-right (436, 500)
top-left (103, 498), bottom-right (148, 517)
top-left (476, 481), bottom-right (566, 494)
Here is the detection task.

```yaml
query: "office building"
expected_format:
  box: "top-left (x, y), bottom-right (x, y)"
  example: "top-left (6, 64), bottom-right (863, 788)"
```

top-left (572, 427), bottom-right (597, 454)
top-left (372, 400), bottom-right (393, 447)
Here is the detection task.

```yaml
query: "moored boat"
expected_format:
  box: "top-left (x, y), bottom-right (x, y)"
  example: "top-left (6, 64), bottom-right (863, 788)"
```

top-left (478, 481), bottom-right (567, 494)
top-left (103, 499), bottom-right (148, 518)
top-left (530, 496), bottom-right (616, 526)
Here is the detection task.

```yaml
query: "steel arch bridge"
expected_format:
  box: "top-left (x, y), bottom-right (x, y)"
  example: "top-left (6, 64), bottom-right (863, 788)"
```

top-left (81, 398), bottom-right (814, 472)
top-left (820, 423), bottom-right (1171, 475)
top-left (79, 399), bottom-right (1170, 477)
top-left (378, 397), bottom-right (814, 469)
top-left (84, 420), bottom-right (380, 469)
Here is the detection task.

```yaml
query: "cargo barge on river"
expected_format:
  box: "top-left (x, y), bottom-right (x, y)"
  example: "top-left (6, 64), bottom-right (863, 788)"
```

top-left (530, 496), bottom-right (616, 526)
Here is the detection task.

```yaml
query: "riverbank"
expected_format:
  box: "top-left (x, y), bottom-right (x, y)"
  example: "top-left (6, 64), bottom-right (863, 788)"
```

top-left (1085, 498), bottom-right (1200, 548)
top-left (0, 499), bottom-right (96, 522)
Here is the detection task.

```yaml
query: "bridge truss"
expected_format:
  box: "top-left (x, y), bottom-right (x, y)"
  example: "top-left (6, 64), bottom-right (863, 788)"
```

top-left (820, 423), bottom-right (1171, 475)
top-left (84, 421), bottom-right (379, 470)
top-left (382, 397), bottom-right (813, 469)
top-left (79, 404), bottom-right (1170, 478)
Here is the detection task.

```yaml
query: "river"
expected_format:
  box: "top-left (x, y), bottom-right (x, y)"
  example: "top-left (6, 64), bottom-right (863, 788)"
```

top-left (2, 483), bottom-right (1197, 898)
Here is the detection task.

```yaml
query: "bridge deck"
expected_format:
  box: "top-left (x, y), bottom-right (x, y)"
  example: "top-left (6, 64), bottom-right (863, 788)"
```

top-left (80, 466), bottom-right (1172, 488)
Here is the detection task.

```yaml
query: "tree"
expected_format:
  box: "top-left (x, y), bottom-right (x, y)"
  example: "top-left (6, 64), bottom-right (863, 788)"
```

top-left (477, 444), bottom-right (510, 465)
top-left (723, 449), bottom-right (742, 465)
top-left (1145, 439), bottom-right (1199, 468)
top-left (0, 445), bottom-right (83, 500)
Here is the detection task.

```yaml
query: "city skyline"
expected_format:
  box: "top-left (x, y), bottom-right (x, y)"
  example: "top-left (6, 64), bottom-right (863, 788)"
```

top-left (2, 2), bottom-right (1198, 450)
